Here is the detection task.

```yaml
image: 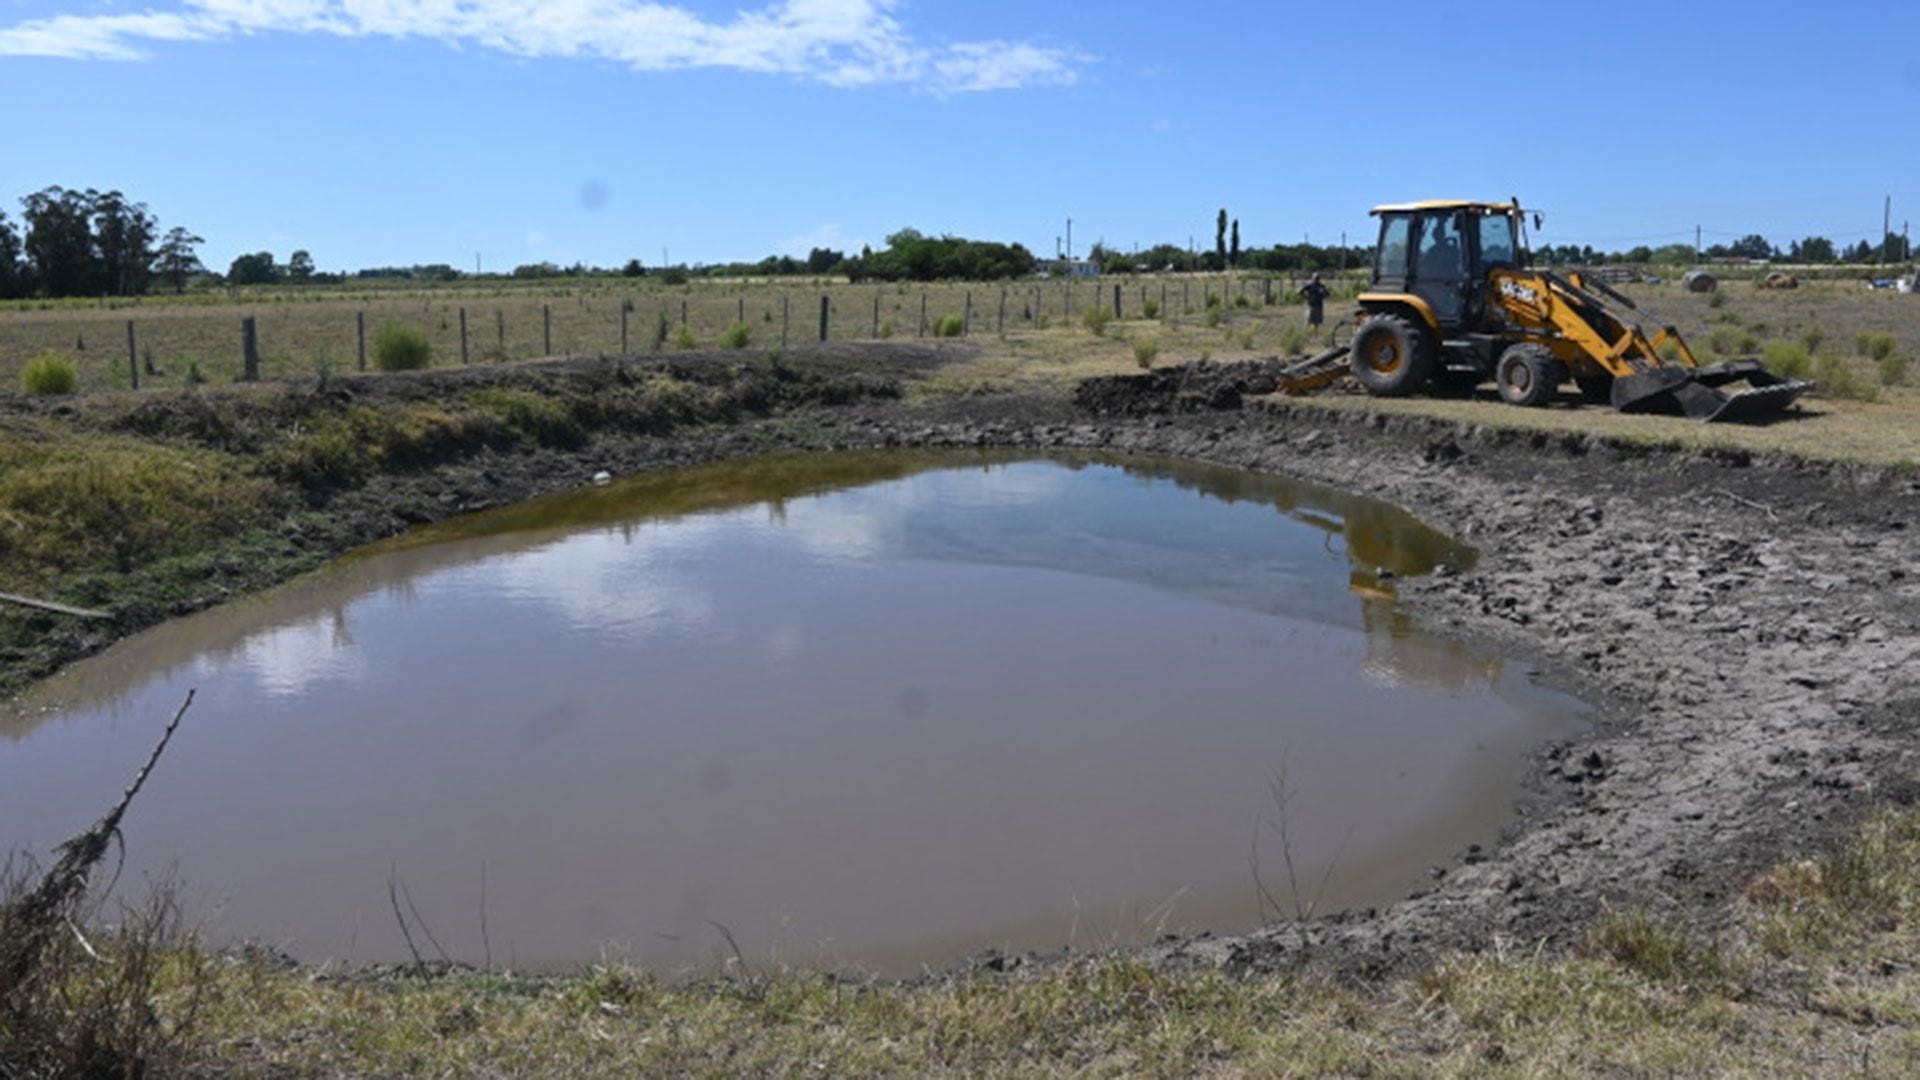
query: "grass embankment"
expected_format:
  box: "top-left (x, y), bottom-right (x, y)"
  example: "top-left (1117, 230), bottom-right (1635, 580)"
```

top-left (12, 806), bottom-right (1920, 1075)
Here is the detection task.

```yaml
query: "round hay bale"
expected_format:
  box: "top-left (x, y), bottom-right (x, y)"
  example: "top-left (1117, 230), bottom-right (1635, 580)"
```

top-left (1683, 269), bottom-right (1719, 293)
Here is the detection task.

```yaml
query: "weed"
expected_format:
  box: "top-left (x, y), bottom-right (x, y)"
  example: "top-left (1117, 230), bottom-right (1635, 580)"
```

top-left (469, 388), bottom-right (584, 448)
top-left (1707, 290), bottom-right (1727, 308)
top-left (1581, 910), bottom-right (1739, 993)
top-left (1878, 351), bottom-right (1911, 386)
top-left (1855, 331), bottom-right (1898, 362)
top-left (879, 317), bottom-right (897, 339)
top-left (371, 323), bottom-right (431, 371)
top-left (652, 311), bottom-right (670, 351)
top-left (1204, 307), bottom-right (1223, 329)
top-left (1708, 326), bottom-right (1739, 355)
top-left (1143, 298), bottom-right (1161, 320)
top-left (1080, 306), bottom-right (1113, 337)
top-left (1232, 294), bottom-right (1250, 310)
top-left (671, 324), bottom-right (699, 350)
top-left (717, 321), bottom-right (752, 349)
top-left (1762, 339), bottom-right (1811, 379)
top-left (20, 351), bottom-right (77, 395)
top-left (1278, 322), bottom-right (1309, 356)
top-left (1132, 336), bottom-right (1159, 369)
top-left (1237, 326), bottom-right (1256, 350)
top-left (933, 313), bottom-right (965, 338)
top-left (1799, 325), bottom-right (1826, 353)
top-left (1205, 291), bottom-right (1221, 310)
top-left (1736, 331), bottom-right (1761, 354)
top-left (186, 360), bottom-right (205, 386)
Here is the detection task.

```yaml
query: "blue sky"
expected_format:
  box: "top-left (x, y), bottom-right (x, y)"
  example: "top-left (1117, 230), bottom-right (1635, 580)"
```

top-left (2, 0), bottom-right (1917, 273)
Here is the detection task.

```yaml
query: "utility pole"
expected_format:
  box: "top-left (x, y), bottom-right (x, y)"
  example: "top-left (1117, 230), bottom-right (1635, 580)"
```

top-left (1066, 218), bottom-right (1073, 262)
top-left (475, 252), bottom-right (481, 275)
top-left (1695, 225), bottom-right (1702, 256)
top-left (1884, 195), bottom-right (1893, 264)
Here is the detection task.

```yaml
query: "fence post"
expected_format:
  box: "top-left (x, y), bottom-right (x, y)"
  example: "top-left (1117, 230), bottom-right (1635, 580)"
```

top-left (356, 311), bottom-right (367, 371)
top-left (919, 292), bottom-right (927, 337)
top-left (737, 297), bottom-right (745, 326)
top-left (543, 304), bottom-right (551, 355)
top-left (998, 289), bottom-right (1006, 333)
top-left (1264, 277), bottom-right (1273, 305)
top-left (782, 294), bottom-right (790, 348)
top-left (1113, 284), bottom-right (1122, 319)
top-left (241, 316), bottom-right (259, 381)
top-left (459, 307), bottom-right (469, 364)
top-left (496, 310), bottom-right (505, 355)
top-left (819, 295), bottom-right (829, 342)
top-left (873, 291), bottom-right (880, 338)
top-left (1183, 280), bottom-right (1190, 312)
top-left (621, 304), bottom-right (629, 354)
top-left (963, 291), bottom-right (972, 336)
top-left (1160, 282), bottom-right (1166, 317)
top-left (681, 299), bottom-right (688, 328)
top-left (126, 320), bottom-right (138, 390)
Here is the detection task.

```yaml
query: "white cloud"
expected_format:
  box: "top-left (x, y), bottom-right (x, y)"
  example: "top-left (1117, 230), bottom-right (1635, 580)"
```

top-left (0, 0), bottom-right (1087, 91)
top-left (778, 223), bottom-right (866, 259)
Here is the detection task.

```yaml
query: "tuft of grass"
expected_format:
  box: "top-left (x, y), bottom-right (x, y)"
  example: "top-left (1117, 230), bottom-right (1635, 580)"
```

top-left (1143, 298), bottom-right (1161, 320)
top-left (1747, 806), bottom-right (1920, 956)
top-left (1798, 325), bottom-right (1826, 353)
top-left (1132, 336), bottom-right (1159, 369)
top-left (1278, 322), bottom-right (1310, 356)
top-left (1855, 330), bottom-right (1898, 362)
top-left (879, 317), bottom-right (897, 339)
top-left (1080, 306), bottom-right (1113, 337)
top-left (1707, 290), bottom-right (1727, 308)
top-left (716, 320), bottom-right (752, 349)
top-left (371, 323), bottom-right (431, 371)
top-left (652, 311), bottom-right (670, 351)
top-left (671, 323), bottom-right (699, 350)
top-left (1581, 910), bottom-right (1740, 993)
top-left (19, 351), bottom-right (77, 395)
top-left (1204, 307), bottom-right (1223, 329)
top-left (1812, 351), bottom-right (1879, 402)
top-left (1761, 339), bottom-right (1811, 379)
top-left (469, 388), bottom-right (585, 448)
top-left (933, 313), bottom-right (965, 338)
top-left (1878, 351), bottom-right (1911, 387)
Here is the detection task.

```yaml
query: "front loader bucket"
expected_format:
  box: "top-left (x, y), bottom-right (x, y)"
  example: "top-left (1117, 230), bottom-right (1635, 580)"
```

top-left (1611, 360), bottom-right (1811, 423)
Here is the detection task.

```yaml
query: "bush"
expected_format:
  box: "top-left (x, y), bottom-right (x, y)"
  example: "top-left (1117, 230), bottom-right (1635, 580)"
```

top-left (1736, 331), bottom-right (1761, 354)
top-left (1204, 307), bottom-right (1223, 329)
top-left (879, 317), bottom-right (897, 339)
top-left (19, 352), bottom-right (76, 395)
top-left (1080, 306), bottom-right (1113, 337)
top-left (1855, 331), bottom-right (1898, 362)
top-left (1878, 351), bottom-right (1911, 387)
top-left (1232, 294), bottom-right (1250, 309)
top-left (652, 312), bottom-right (670, 351)
top-left (1762, 340), bottom-right (1811, 379)
top-left (671, 324), bottom-right (699, 350)
top-left (661, 267), bottom-right (689, 286)
top-left (371, 323), bottom-right (431, 371)
top-left (932, 313), bottom-right (965, 338)
top-left (1706, 290), bottom-right (1727, 308)
top-left (1143, 298), bottom-right (1161, 320)
top-left (1799, 326), bottom-right (1826, 353)
top-left (1708, 326), bottom-right (1739, 355)
top-left (1132, 336), bottom-right (1159, 369)
top-left (1205, 291), bottom-right (1222, 310)
top-left (1814, 351), bottom-right (1879, 402)
top-left (717, 321), bottom-right (751, 349)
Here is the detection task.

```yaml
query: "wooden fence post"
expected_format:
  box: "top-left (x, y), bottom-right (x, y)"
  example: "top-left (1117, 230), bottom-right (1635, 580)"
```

top-left (919, 292), bottom-right (927, 337)
top-left (542, 304), bottom-right (551, 355)
top-left (356, 311), bottom-right (367, 371)
top-left (496, 310), bottom-right (505, 355)
top-left (782, 294), bottom-right (790, 348)
top-left (126, 320), bottom-right (138, 390)
top-left (681, 299), bottom-right (688, 328)
top-left (1113, 284), bottom-right (1122, 319)
top-left (963, 291), bottom-right (972, 336)
top-left (621, 304), bottom-right (630, 354)
top-left (873, 291), bottom-right (880, 338)
top-left (737, 297), bottom-right (745, 326)
top-left (819, 295), bottom-right (829, 342)
top-left (241, 316), bottom-right (259, 381)
top-left (459, 307), bottom-right (469, 364)
top-left (998, 289), bottom-right (1006, 333)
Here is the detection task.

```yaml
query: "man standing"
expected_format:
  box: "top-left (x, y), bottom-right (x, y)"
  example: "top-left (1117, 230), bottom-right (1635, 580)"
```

top-left (1300, 272), bottom-right (1331, 341)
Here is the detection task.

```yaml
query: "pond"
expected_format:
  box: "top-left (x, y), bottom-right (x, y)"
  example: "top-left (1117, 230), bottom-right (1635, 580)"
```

top-left (2, 452), bottom-right (1585, 976)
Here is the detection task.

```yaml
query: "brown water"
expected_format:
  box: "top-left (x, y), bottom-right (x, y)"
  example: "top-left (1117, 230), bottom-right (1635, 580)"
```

top-left (2, 452), bottom-right (1584, 976)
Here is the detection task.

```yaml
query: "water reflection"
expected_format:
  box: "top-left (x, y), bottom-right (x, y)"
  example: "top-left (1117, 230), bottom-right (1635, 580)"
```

top-left (1, 453), bottom-right (1583, 976)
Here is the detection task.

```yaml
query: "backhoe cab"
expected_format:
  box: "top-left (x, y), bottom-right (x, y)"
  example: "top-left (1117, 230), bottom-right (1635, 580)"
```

top-left (1293, 198), bottom-right (1810, 422)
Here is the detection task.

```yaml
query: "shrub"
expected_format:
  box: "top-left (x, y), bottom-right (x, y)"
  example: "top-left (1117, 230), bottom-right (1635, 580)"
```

top-left (1814, 351), bottom-right (1879, 402)
top-left (371, 323), bottom-right (431, 371)
top-left (661, 267), bottom-right (689, 286)
top-left (1707, 326), bottom-right (1739, 355)
top-left (1204, 307), bottom-right (1222, 329)
top-left (879, 317), bottom-right (897, 339)
top-left (671, 323), bottom-right (699, 350)
top-left (1799, 326), bottom-right (1826, 353)
top-left (1762, 339), bottom-right (1811, 379)
top-left (1143, 298), bottom-right (1161, 320)
top-left (933, 313), bottom-right (965, 338)
top-left (1706, 290), bottom-right (1727, 308)
top-left (1878, 351), bottom-right (1911, 387)
top-left (1132, 336), bottom-right (1159, 369)
top-left (470, 388), bottom-right (583, 448)
top-left (1855, 331), bottom-right (1898, 362)
top-left (652, 312), bottom-right (670, 350)
top-left (1736, 331), bottom-right (1761, 354)
top-left (1205, 291), bottom-right (1222, 310)
top-left (1236, 327), bottom-right (1255, 350)
top-left (1232, 294), bottom-right (1251, 310)
top-left (19, 352), bottom-right (76, 395)
top-left (1278, 322), bottom-right (1309, 356)
top-left (717, 321), bottom-right (751, 349)
top-left (1080, 306), bottom-right (1113, 337)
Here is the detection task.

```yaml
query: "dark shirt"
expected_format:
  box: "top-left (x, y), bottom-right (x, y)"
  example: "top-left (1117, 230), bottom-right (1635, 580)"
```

top-left (1301, 280), bottom-right (1329, 307)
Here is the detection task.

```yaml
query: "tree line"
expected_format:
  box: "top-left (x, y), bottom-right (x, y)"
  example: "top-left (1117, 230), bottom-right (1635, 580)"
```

top-left (0, 187), bottom-right (205, 300)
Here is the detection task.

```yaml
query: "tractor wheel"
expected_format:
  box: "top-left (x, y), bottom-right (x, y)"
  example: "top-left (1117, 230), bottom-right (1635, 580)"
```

top-left (1349, 313), bottom-right (1434, 397)
top-left (1575, 374), bottom-right (1614, 405)
top-left (1496, 344), bottom-right (1566, 408)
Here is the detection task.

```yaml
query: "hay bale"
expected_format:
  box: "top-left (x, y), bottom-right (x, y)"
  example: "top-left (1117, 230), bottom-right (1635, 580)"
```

top-left (1762, 271), bottom-right (1799, 290)
top-left (1683, 269), bottom-right (1719, 293)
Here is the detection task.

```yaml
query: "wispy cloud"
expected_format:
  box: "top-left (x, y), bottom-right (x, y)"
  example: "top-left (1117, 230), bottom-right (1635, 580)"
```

top-left (0, 0), bottom-right (1087, 92)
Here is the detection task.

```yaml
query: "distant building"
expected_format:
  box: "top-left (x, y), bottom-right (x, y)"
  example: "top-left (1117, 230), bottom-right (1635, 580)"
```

top-left (1039, 258), bottom-right (1099, 279)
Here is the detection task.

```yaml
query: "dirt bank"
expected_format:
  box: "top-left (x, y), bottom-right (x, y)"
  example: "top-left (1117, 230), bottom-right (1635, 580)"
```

top-left (8, 352), bottom-right (1919, 981)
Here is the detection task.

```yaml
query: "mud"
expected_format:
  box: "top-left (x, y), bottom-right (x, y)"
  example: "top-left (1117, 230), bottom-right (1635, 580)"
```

top-left (8, 351), bottom-right (1920, 981)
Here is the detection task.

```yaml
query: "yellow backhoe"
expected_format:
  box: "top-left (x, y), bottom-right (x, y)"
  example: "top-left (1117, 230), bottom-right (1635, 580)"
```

top-left (1278, 199), bottom-right (1811, 422)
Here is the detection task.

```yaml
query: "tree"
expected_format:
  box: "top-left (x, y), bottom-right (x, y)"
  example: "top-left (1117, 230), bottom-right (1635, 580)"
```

top-left (1215, 208), bottom-right (1228, 266)
top-left (621, 258), bottom-right (645, 277)
top-left (20, 186), bottom-right (98, 297)
top-left (805, 246), bottom-right (844, 275)
top-left (1883, 231), bottom-right (1911, 263)
top-left (287, 249), bottom-right (315, 283)
top-left (227, 251), bottom-right (280, 285)
top-left (153, 227), bottom-right (205, 293)
top-left (1624, 246), bottom-right (1653, 263)
top-left (1789, 236), bottom-right (1835, 263)
top-left (1726, 234), bottom-right (1775, 261)
top-left (1229, 219), bottom-right (1241, 268)
top-left (87, 190), bottom-right (156, 296)
top-left (0, 212), bottom-right (23, 300)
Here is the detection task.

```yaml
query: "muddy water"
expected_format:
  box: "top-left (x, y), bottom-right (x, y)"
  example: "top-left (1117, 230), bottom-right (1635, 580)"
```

top-left (3, 452), bottom-right (1584, 976)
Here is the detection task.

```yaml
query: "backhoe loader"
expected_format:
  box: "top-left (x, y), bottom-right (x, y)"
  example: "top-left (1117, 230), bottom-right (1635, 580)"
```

top-left (1277, 199), bottom-right (1811, 421)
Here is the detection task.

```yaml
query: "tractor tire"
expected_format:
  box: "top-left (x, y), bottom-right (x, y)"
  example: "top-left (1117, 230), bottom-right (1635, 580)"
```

top-left (1349, 313), bottom-right (1434, 397)
top-left (1496, 344), bottom-right (1565, 408)
top-left (1575, 374), bottom-right (1614, 405)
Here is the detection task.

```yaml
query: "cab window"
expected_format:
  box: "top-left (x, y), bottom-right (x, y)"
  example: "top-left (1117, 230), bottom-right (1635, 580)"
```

top-left (1375, 217), bottom-right (1410, 281)
top-left (1415, 212), bottom-right (1464, 280)
top-left (1479, 214), bottom-right (1516, 267)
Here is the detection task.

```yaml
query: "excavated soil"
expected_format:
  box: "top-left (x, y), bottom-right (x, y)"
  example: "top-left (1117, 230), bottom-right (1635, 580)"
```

top-left (9, 351), bottom-right (1920, 980)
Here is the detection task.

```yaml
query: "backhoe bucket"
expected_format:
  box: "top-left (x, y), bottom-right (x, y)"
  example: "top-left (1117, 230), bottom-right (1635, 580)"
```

top-left (1611, 360), bottom-right (1811, 423)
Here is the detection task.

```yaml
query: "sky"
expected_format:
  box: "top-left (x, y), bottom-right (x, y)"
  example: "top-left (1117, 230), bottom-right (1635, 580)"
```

top-left (2, 0), bottom-right (1918, 274)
